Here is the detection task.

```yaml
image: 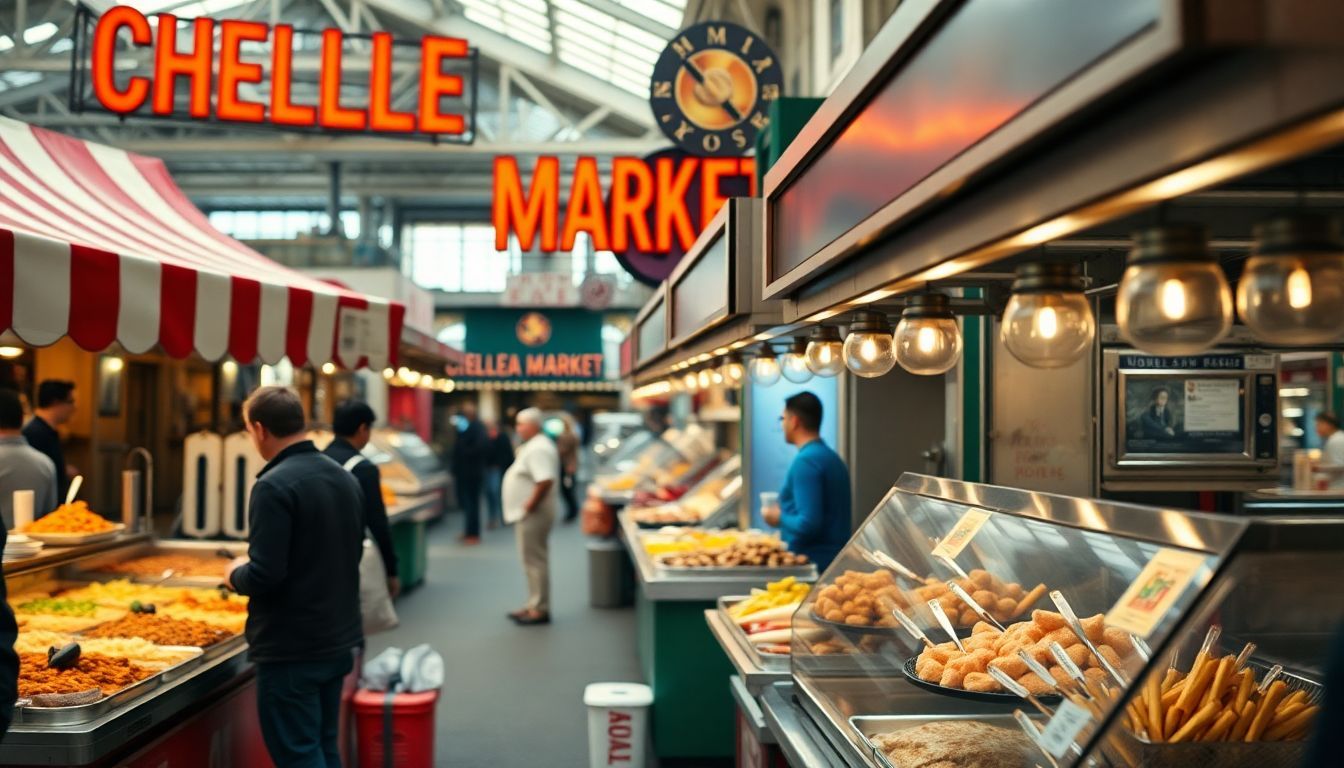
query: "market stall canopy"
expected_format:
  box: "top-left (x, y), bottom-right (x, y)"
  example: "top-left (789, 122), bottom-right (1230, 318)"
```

top-left (0, 117), bottom-right (403, 369)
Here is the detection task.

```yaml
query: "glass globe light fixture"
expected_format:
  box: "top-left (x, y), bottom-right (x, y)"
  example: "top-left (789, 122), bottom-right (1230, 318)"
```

top-left (805, 326), bottom-right (846, 377)
top-left (682, 370), bottom-right (699, 392)
top-left (1000, 263), bottom-right (1095, 368)
top-left (894, 294), bottom-right (963, 375)
top-left (669, 373), bottom-right (687, 393)
top-left (779, 338), bottom-right (814, 383)
top-left (842, 311), bottom-right (897, 378)
top-left (697, 368), bottom-right (713, 390)
top-left (749, 346), bottom-right (782, 386)
top-left (1236, 215), bottom-right (1344, 344)
top-left (719, 353), bottom-right (746, 386)
top-left (1117, 224), bottom-right (1232, 354)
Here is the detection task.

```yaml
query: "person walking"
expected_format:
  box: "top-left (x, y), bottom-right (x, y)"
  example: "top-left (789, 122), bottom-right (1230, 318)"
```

top-left (482, 420), bottom-right (514, 530)
top-left (0, 389), bottom-right (57, 528)
top-left (324, 400), bottom-right (400, 598)
top-left (556, 418), bottom-right (580, 523)
top-left (23, 380), bottom-right (76, 497)
top-left (226, 387), bottom-right (364, 768)
top-left (762, 392), bottom-right (852, 571)
top-left (451, 401), bottom-right (488, 544)
top-left (504, 408), bottom-right (558, 626)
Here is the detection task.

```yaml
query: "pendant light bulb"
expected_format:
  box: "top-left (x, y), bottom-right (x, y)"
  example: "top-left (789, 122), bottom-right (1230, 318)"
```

top-left (1236, 215), bottom-right (1344, 344)
top-left (1117, 223), bottom-right (1232, 354)
top-left (779, 338), bottom-right (814, 383)
top-left (720, 354), bottom-right (746, 386)
top-left (697, 368), bottom-right (712, 390)
top-left (749, 347), bottom-right (781, 386)
top-left (842, 311), bottom-right (897, 378)
top-left (683, 371), bottom-right (699, 392)
top-left (1000, 263), bottom-right (1095, 369)
top-left (805, 326), bottom-right (846, 377)
top-left (894, 294), bottom-right (962, 375)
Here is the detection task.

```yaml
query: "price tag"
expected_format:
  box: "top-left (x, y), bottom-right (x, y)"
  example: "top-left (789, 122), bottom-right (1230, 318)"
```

top-left (1039, 698), bottom-right (1092, 758)
top-left (1105, 547), bottom-right (1208, 639)
top-left (931, 508), bottom-right (992, 560)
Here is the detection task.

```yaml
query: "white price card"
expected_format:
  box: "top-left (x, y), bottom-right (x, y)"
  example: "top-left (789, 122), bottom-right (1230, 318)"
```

top-left (1039, 698), bottom-right (1092, 758)
top-left (1104, 547), bottom-right (1209, 639)
top-left (931, 508), bottom-right (992, 560)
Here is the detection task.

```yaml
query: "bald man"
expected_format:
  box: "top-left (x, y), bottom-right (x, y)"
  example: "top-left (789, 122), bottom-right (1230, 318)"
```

top-left (503, 408), bottom-right (558, 625)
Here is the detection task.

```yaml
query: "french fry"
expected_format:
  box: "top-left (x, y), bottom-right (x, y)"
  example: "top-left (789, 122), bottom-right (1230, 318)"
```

top-left (1245, 680), bottom-right (1288, 741)
top-left (1234, 668), bottom-right (1255, 712)
top-left (1163, 707), bottom-right (1181, 737)
top-left (1014, 584), bottom-right (1047, 616)
top-left (1170, 700), bottom-right (1220, 743)
top-left (1200, 656), bottom-right (1234, 710)
top-left (1161, 679), bottom-right (1187, 706)
top-left (1201, 709), bottom-right (1239, 742)
top-left (1148, 672), bottom-right (1165, 741)
top-left (1173, 653), bottom-right (1215, 722)
top-left (1272, 701), bottom-right (1308, 726)
top-left (1265, 705), bottom-right (1319, 742)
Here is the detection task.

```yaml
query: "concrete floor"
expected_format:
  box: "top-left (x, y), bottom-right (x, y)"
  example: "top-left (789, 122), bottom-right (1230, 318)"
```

top-left (367, 513), bottom-right (643, 768)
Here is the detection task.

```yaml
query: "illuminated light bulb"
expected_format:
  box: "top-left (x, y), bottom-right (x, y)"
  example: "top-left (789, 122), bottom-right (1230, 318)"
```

top-left (1000, 263), bottom-right (1095, 368)
top-left (719, 354), bottom-right (746, 386)
top-left (1117, 224), bottom-right (1231, 354)
top-left (710, 369), bottom-right (724, 385)
top-left (321, 362), bottom-right (336, 375)
top-left (842, 311), bottom-right (896, 378)
top-left (103, 356), bottom-right (125, 373)
top-left (221, 360), bottom-right (239, 376)
top-left (697, 369), bottom-right (712, 389)
top-left (1236, 215), bottom-right (1344, 344)
top-left (893, 294), bottom-right (962, 376)
top-left (749, 347), bottom-right (781, 386)
top-left (0, 346), bottom-right (23, 358)
top-left (382, 368), bottom-right (395, 380)
top-left (779, 338), bottom-right (813, 383)
top-left (805, 326), bottom-right (846, 377)
top-left (683, 372), bottom-right (699, 392)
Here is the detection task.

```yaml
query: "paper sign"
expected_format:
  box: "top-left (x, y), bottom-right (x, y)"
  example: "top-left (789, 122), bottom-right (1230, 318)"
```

top-left (1039, 698), bottom-right (1092, 758)
top-left (1105, 547), bottom-right (1208, 638)
top-left (1182, 379), bottom-right (1240, 432)
top-left (932, 508), bottom-right (992, 560)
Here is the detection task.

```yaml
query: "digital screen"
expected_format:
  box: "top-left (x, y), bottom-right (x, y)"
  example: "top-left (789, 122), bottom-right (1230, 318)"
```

top-left (1123, 376), bottom-right (1245, 455)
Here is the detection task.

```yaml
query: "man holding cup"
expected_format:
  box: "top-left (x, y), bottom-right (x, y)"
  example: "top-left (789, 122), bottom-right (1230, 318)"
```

top-left (761, 392), bottom-right (852, 570)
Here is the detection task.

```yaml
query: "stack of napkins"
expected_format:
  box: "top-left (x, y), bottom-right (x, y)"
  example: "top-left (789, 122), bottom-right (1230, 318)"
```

top-left (4, 533), bottom-right (43, 560)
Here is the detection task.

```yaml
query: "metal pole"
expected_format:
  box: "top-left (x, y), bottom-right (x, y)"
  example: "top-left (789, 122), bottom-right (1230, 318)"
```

top-left (327, 161), bottom-right (342, 237)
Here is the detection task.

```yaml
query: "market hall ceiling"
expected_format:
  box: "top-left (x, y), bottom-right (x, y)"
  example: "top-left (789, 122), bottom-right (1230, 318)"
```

top-left (0, 0), bottom-right (685, 210)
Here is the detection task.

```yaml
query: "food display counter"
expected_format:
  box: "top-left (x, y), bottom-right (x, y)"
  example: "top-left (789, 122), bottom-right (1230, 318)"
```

top-left (776, 473), bottom-right (1341, 768)
top-left (3, 537), bottom-right (260, 766)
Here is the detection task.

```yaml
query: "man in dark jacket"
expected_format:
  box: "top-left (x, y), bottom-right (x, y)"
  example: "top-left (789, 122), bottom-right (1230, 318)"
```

top-left (451, 401), bottom-right (488, 544)
top-left (23, 379), bottom-right (76, 497)
top-left (226, 386), bottom-right (363, 768)
top-left (324, 400), bottom-right (400, 597)
top-left (0, 523), bottom-right (16, 737)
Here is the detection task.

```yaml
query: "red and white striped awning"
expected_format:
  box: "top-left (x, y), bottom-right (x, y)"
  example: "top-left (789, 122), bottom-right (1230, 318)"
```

top-left (0, 117), bottom-right (403, 369)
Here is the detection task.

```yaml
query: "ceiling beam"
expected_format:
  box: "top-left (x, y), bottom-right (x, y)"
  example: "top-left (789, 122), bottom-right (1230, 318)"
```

top-left (577, 0), bottom-right (679, 39)
top-left (105, 134), bottom-right (666, 160)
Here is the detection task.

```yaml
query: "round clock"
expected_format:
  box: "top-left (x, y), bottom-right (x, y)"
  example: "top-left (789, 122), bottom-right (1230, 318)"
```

top-left (649, 21), bottom-right (783, 157)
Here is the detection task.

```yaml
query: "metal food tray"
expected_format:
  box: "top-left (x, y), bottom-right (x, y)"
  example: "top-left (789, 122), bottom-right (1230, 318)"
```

top-left (792, 650), bottom-right (899, 678)
top-left (12, 648), bottom-right (204, 727)
top-left (657, 563), bottom-right (816, 577)
top-left (716, 596), bottom-right (793, 674)
top-left (199, 632), bottom-right (247, 662)
top-left (850, 713), bottom-right (1040, 768)
top-left (24, 527), bottom-right (127, 547)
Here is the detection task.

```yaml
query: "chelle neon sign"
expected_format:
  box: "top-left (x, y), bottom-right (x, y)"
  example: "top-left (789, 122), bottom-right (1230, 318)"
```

top-left (77, 5), bottom-right (476, 137)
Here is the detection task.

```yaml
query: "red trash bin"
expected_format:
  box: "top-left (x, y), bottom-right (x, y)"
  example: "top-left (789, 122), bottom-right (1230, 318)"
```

top-left (353, 689), bottom-right (439, 768)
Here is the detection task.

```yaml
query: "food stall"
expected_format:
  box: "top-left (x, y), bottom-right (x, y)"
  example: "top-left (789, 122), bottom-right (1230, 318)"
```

top-left (363, 427), bottom-right (451, 590)
top-left (0, 117), bottom-right (404, 762)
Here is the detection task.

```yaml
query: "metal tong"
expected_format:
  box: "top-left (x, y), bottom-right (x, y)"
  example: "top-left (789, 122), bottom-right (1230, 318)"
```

top-left (1050, 590), bottom-right (1128, 687)
top-left (859, 547), bottom-right (921, 582)
top-left (932, 552), bottom-right (970, 580)
top-left (947, 580), bottom-right (1005, 632)
top-left (1013, 710), bottom-right (1062, 768)
top-left (891, 608), bottom-right (935, 650)
top-left (988, 666), bottom-right (1055, 718)
top-left (926, 599), bottom-right (965, 652)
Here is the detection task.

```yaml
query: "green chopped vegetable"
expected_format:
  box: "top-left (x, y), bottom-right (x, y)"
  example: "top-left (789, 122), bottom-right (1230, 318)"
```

top-left (16, 598), bottom-right (98, 616)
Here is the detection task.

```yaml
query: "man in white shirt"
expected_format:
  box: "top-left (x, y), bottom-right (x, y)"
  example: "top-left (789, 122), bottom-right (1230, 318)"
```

top-left (1316, 413), bottom-right (1344, 489)
top-left (503, 408), bottom-right (558, 625)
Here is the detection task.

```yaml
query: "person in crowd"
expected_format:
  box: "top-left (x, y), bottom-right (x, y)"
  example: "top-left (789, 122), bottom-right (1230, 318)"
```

top-left (0, 523), bottom-right (14, 737)
top-left (23, 379), bottom-right (76, 496)
top-left (762, 392), bottom-right (852, 571)
top-left (483, 420), bottom-right (514, 530)
top-left (451, 401), bottom-right (488, 545)
top-left (324, 400), bottom-right (400, 599)
top-left (504, 408), bottom-right (559, 626)
top-left (0, 389), bottom-right (57, 528)
top-left (1140, 387), bottom-right (1177, 439)
top-left (226, 387), bottom-right (364, 768)
top-left (1315, 413), bottom-right (1344, 490)
top-left (556, 418), bottom-right (580, 523)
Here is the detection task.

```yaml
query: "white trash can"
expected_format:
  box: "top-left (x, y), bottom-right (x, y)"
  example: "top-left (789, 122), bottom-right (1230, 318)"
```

top-left (584, 682), bottom-right (653, 768)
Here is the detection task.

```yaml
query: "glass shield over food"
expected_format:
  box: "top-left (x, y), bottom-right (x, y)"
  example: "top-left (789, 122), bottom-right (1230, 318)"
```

top-left (790, 474), bottom-right (1247, 768)
top-left (1077, 518), bottom-right (1344, 768)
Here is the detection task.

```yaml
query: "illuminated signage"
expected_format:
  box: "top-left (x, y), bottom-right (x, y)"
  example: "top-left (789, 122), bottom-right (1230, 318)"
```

top-left (458, 353), bottom-right (604, 379)
top-left (74, 5), bottom-right (476, 137)
top-left (452, 309), bottom-right (607, 382)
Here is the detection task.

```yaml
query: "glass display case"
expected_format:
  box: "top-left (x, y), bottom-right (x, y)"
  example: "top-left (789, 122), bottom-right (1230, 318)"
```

top-left (790, 473), bottom-right (1342, 767)
top-left (595, 424), bottom-right (718, 503)
top-left (365, 427), bottom-right (451, 496)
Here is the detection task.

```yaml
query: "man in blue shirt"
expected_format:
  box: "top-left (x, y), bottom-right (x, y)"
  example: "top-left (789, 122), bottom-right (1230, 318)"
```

top-left (762, 392), bottom-right (852, 570)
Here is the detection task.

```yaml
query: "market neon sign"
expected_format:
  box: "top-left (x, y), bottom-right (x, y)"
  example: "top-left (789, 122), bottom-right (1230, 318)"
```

top-left (493, 154), bottom-right (756, 253)
top-left (84, 6), bottom-right (471, 134)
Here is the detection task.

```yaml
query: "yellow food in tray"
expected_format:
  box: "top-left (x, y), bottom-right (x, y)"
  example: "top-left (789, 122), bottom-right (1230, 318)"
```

top-left (160, 605), bottom-right (247, 633)
top-left (728, 577), bottom-right (812, 621)
top-left (170, 588), bottom-right (249, 611)
top-left (25, 501), bottom-right (116, 534)
top-left (641, 529), bottom-right (744, 556)
top-left (16, 631), bottom-right (198, 670)
top-left (57, 579), bottom-right (183, 609)
top-left (15, 613), bottom-right (112, 633)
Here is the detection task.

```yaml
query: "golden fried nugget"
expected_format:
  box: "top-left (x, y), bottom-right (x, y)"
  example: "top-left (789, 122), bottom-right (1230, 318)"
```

top-left (971, 621), bottom-right (998, 635)
top-left (1017, 672), bottom-right (1055, 696)
top-left (1063, 643), bottom-right (1089, 669)
top-left (841, 583), bottom-right (861, 598)
top-left (1033, 610), bottom-right (1068, 632)
top-left (1006, 583), bottom-right (1026, 601)
top-left (969, 569), bottom-right (994, 590)
top-left (939, 668), bottom-right (965, 688)
top-left (971, 589), bottom-right (997, 608)
top-left (1040, 627), bottom-right (1079, 648)
top-left (963, 672), bottom-right (1002, 693)
top-left (989, 656), bottom-right (1029, 678)
top-left (1079, 614), bottom-right (1107, 643)
top-left (996, 597), bottom-right (1018, 617)
top-left (824, 609), bottom-right (846, 622)
top-left (844, 614), bottom-right (871, 626)
top-left (1091, 644), bottom-right (1123, 672)
top-left (958, 609), bottom-right (979, 627)
top-left (1102, 627), bottom-right (1134, 657)
top-left (876, 614), bottom-right (898, 628)
top-left (1047, 665), bottom-right (1072, 684)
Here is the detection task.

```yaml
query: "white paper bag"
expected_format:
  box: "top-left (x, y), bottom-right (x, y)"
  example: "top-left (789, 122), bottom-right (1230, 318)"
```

top-left (360, 539), bottom-right (399, 635)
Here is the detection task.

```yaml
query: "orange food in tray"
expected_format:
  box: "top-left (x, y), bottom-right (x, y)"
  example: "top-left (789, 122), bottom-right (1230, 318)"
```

top-left (18, 652), bottom-right (152, 697)
top-left (25, 502), bottom-right (116, 534)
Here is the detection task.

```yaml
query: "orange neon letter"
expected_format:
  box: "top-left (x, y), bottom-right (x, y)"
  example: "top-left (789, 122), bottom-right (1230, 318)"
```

top-left (699, 158), bottom-right (740, 233)
top-left (493, 156), bottom-right (558, 251)
top-left (562, 157), bottom-right (610, 251)
top-left (609, 158), bottom-right (654, 253)
top-left (270, 25), bottom-right (315, 126)
top-left (742, 157), bottom-right (758, 196)
top-left (655, 157), bottom-right (699, 252)
top-left (419, 36), bottom-right (468, 133)
top-left (319, 29), bottom-right (367, 130)
top-left (369, 33), bottom-right (415, 132)
top-left (91, 6), bottom-right (151, 114)
top-left (217, 20), bottom-right (268, 123)
top-left (152, 14), bottom-right (214, 118)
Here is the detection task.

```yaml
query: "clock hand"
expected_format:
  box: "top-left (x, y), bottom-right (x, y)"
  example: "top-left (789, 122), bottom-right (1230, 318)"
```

top-left (681, 58), bottom-right (743, 122)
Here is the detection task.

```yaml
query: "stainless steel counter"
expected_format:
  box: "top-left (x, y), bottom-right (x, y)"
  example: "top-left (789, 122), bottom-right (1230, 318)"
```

top-left (618, 511), bottom-right (816, 602)
top-left (759, 683), bottom-right (854, 768)
top-left (705, 608), bottom-right (791, 695)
